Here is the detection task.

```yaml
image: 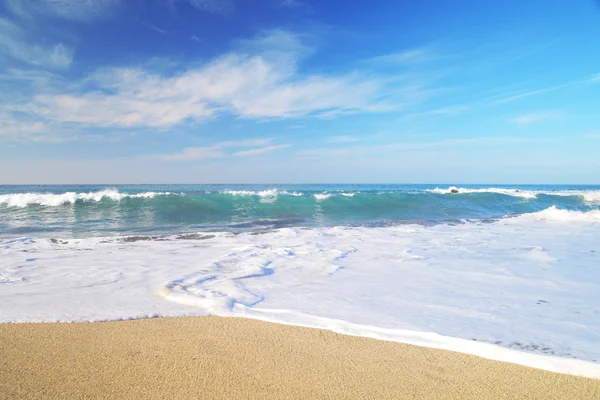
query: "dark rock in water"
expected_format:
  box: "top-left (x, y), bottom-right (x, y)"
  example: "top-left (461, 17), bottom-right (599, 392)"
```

top-left (450, 189), bottom-right (459, 194)
top-left (250, 230), bottom-right (276, 236)
top-left (175, 233), bottom-right (216, 240)
top-left (122, 236), bottom-right (155, 243)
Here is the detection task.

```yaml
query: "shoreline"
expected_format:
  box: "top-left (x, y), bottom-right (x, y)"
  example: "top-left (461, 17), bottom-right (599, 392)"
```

top-left (1, 317), bottom-right (598, 399)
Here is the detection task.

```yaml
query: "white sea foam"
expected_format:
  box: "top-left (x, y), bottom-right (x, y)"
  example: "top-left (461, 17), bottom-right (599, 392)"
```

top-left (222, 189), bottom-right (303, 197)
top-left (428, 186), bottom-right (600, 203)
top-left (0, 189), bottom-right (173, 208)
top-left (427, 186), bottom-right (538, 199)
top-left (2, 215), bottom-right (600, 377)
top-left (579, 192), bottom-right (600, 204)
top-left (510, 206), bottom-right (600, 223)
top-left (314, 193), bottom-right (332, 200)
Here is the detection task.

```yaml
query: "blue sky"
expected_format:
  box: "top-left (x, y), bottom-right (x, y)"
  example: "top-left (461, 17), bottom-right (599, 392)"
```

top-left (1, 0), bottom-right (599, 184)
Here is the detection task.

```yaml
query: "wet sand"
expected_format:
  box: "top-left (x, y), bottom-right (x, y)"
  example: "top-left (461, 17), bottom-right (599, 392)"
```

top-left (1, 317), bottom-right (598, 399)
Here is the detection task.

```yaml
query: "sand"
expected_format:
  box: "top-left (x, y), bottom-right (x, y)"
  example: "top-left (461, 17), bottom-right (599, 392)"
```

top-left (0, 317), bottom-right (598, 399)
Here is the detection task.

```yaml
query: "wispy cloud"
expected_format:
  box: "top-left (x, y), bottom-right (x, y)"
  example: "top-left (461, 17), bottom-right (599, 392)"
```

top-left (325, 135), bottom-right (361, 143)
top-left (159, 146), bottom-right (224, 161)
top-left (0, 17), bottom-right (73, 68)
top-left (142, 21), bottom-right (169, 36)
top-left (233, 144), bottom-right (292, 157)
top-left (402, 104), bottom-right (470, 120)
top-left (154, 138), bottom-right (289, 161)
top-left (493, 86), bottom-right (562, 104)
top-left (509, 111), bottom-right (564, 125)
top-left (0, 113), bottom-right (46, 142)
top-left (366, 47), bottom-right (437, 65)
top-left (218, 138), bottom-right (274, 147)
top-left (181, 0), bottom-right (235, 15)
top-left (18, 30), bottom-right (413, 132)
top-left (6, 0), bottom-right (121, 22)
top-left (490, 72), bottom-right (599, 105)
top-left (586, 73), bottom-right (600, 84)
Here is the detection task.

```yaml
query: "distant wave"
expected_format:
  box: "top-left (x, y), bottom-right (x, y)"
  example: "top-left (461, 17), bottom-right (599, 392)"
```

top-left (427, 186), bottom-right (538, 199)
top-left (221, 189), bottom-right (303, 197)
top-left (0, 189), bottom-right (176, 208)
top-left (428, 186), bottom-right (600, 203)
top-left (220, 190), bottom-right (362, 200)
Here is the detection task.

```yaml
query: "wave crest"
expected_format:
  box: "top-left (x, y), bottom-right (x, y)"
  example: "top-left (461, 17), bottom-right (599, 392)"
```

top-left (428, 186), bottom-right (600, 203)
top-left (511, 206), bottom-right (600, 223)
top-left (0, 189), bottom-right (174, 208)
top-left (221, 189), bottom-right (303, 197)
top-left (427, 186), bottom-right (538, 199)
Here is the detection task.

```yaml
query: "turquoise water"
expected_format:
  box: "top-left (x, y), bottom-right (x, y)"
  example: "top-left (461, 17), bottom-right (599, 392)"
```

top-left (1, 184), bottom-right (599, 238)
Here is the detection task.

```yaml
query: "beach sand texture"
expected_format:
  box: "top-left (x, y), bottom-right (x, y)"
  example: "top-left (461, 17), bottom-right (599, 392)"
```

top-left (1, 317), bottom-right (598, 399)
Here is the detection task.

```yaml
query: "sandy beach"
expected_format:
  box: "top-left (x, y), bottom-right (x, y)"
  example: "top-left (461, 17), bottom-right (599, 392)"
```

top-left (1, 317), bottom-right (598, 399)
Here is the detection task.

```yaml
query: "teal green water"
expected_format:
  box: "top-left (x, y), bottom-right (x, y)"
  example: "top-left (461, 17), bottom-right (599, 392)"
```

top-left (1, 184), bottom-right (599, 238)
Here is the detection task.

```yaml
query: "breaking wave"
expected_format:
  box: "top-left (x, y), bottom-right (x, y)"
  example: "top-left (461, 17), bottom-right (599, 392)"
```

top-left (428, 186), bottom-right (600, 203)
top-left (510, 206), bottom-right (600, 223)
top-left (0, 189), bottom-right (176, 208)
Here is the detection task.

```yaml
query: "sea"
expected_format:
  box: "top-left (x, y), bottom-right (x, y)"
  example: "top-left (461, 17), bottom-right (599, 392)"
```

top-left (1, 184), bottom-right (599, 377)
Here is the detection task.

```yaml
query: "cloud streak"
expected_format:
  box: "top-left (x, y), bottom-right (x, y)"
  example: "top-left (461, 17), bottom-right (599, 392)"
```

top-left (18, 30), bottom-right (402, 133)
top-left (325, 135), bottom-right (361, 143)
top-left (0, 17), bottom-right (73, 68)
top-left (509, 111), bottom-right (564, 125)
top-left (233, 144), bottom-right (291, 157)
top-left (159, 146), bottom-right (224, 161)
top-left (154, 138), bottom-right (290, 161)
top-left (365, 47), bottom-right (440, 66)
top-left (179, 0), bottom-right (235, 15)
top-left (6, 0), bottom-right (121, 22)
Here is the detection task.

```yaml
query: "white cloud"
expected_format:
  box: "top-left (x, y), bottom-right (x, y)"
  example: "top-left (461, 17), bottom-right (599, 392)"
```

top-left (234, 28), bottom-right (313, 68)
top-left (181, 0), bottom-right (234, 15)
top-left (325, 135), bottom-right (360, 143)
top-left (367, 47), bottom-right (437, 65)
top-left (0, 17), bottom-right (73, 68)
top-left (143, 22), bottom-right (169, 36)
top-left (509, 111), bottom-right (564, 125)
top-left (493, 87), bottom-right (559, 104)
top-left (218, 138), bottom-right (273, 147)
top-left (402, 104), bottom-right (470, 120)
top-left (159, 146), bottom-right (224, 161)
top-left (154, 138), bottom-right (287, 161)
top-left (0, 111), bottom-right (71, 143)
top-left (0, 115), bottom-right (45, 140)
top-left (233, 144), bottom-right (291, 157)
top-left (22, 30), bottom-right (398, 130)
top-left (6, 0), bottom-right (121, 22)
top-left (32, 92), bottom-right (214, 128)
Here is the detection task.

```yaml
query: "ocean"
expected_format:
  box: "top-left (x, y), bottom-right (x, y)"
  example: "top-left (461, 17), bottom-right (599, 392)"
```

top-left (1, 184), bottom-right (600, 377)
